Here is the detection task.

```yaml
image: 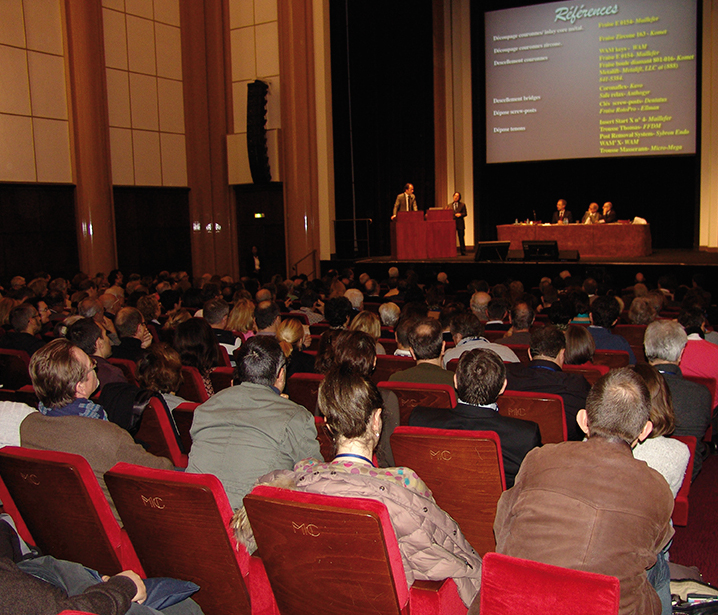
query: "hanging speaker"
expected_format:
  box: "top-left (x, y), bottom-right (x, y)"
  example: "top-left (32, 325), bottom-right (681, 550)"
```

top-left (246, 80), bottom-right (271, 184)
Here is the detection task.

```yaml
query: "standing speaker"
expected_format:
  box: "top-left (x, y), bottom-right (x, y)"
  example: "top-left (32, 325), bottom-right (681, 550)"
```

top-left (247, 80), bottom-right (271, 184)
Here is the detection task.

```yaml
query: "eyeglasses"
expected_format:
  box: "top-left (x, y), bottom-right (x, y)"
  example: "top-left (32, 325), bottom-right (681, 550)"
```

top-left (79, 357), bottom-right (98, 381)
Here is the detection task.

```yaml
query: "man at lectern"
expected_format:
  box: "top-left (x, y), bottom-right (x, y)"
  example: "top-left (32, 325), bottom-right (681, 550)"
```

top-left (448, 192), bottom-right (468, 255)
top-left (391, 183), bottom-right (418, 220)
top-left (600, 201), bottom-right (617, 223)
top-left (551, 199), bottom-right (573, 224)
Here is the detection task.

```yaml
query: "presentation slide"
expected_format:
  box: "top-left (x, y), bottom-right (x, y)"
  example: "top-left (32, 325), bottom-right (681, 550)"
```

top-left (485, 0), bottom-right (697, 163)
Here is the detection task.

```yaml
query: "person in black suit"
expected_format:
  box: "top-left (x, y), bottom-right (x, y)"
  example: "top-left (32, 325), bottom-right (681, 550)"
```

top-left (448, 192), bottom-right (468, 255)
top-left (410, 347), bottom-right (541, 487)
top-left (505, 325), bottom-right (591, 441)
top-left (601, 201), bottom-right (617, 223)
top-left (391, 183), bottom-right (418, 219)
top-left (551, 199), bottom-right (573, 224)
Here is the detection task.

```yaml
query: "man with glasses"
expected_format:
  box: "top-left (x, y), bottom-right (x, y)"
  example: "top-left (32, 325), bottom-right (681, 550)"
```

top-left (112, 307), bottom-right (152, 362)
top-left (11, 338), bottom-right (174, 522)
top-left (0, 303), bottom-right (45, 356)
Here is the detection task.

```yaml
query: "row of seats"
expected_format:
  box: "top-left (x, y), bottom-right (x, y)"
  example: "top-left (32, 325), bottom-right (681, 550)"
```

top-left (0, 444), bottom-right (623, 614)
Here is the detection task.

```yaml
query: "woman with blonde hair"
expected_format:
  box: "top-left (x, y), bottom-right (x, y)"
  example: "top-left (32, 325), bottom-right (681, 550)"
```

top-left (349, 310), bottom-right (386, 355)
top-left (276, 317), bottom-right (314, 378)
top-left (227, 299), bottom-right (255, 341)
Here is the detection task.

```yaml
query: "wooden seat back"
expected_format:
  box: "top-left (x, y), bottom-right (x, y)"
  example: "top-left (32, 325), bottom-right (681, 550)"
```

top-left (390, 426), bottom-right (505, 556)
top-left (105, 463), bottom-right (254, 615)
top-left (376, 381), bottom-right (456, 426)
top-left (592, 349), bottom-right (630, 369)
top-left (0, 349), bottom-right (32, 390)
top-left (0, 447), bottom-right (142, 576)
top-left (498, 391), bottom-right (567, 444)
top-left (171, 402), bottom-right (198, 455)
top-left (210, 366), bottom-right (234, 393)
top-left (372, 355), bottom-right (416, 384)
top-left (107, 357), bottom-right (139, 386)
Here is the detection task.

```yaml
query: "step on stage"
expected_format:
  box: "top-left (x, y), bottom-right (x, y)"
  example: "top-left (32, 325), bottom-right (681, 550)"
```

top-left (323, 249), bottom-right (718, 295)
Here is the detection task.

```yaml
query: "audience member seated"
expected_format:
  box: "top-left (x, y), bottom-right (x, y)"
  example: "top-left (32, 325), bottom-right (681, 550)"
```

top-left (160, 308), bottom-right (193, 343)
top-left (547, 297), bottom-right (574, 330)
top-left (494, 369), bottom-right (674, 615)
top-left (323, 296), bottom-right (354, 329)
top-left (677, 307), bottom-right (718, 410)
top-left (0, 297), bottom-right (18, 331)
top-left (226, 298), bottom-right (256, 341)
top-left (505, 326), bottom-right (591, 441)
top-left (173, 318), bottom-right (218, 398)
top-left (344, 288), bottom-right (364, 313)
top-left (388, 318), bottom-right (455, 388)
top-left (630, 363), bottom-right (690, 497)
top-left (563, 325), bottom-right (609, 375)
top-left (411, 348), bottom-right (541, 487)
top-left (137, 294), bottom-right (162, 339)
top-left (470, 291), bottom-right (491, 322)
top-left (588, 296), bottom-right (636, 364)
top-left (112, 307), bottom-right (152, 362)
top-left (203, 298), bottom-right (242, 356)
top-left (350, 310), bottom-right (386, 355)
top-left (378, 302), bottom-right (400, 330)
top-left (186, 335), bottom-right (321, 508)
top-left (137, 343), bottom-right (189, 411)
top-left (496, 301), bottom-right (534, 346)
top-left (392, 316), bottom-right (414, 357)
top-left (15, 339), bottom-right (173, 521)
top-left (0, 304), bottom-right (45, 356)
top-left (276, 317), bottom-right (315, 378)
top-left (234, 369), bottom-right (482, 608)
top-left (254, 300), bottom-right (282, 337)
top-left (644, 320), bottom-right (712, 478)
top-left (628, 297), bottom-right (657, 325)
top-left (443, 313), bottom-right (519, 367)
top-left (67, 318), bottom-right (127, 388)
top-left (291, 290), bottom-right (325, 326)
top-left (315, 329), bottom-right (400, 467)
top-left (99, 292), bottom-right (123, 322)
top-left (78, 296), bottom-right (120, 345)
top-left (484, 299), bottom-right (510, 331)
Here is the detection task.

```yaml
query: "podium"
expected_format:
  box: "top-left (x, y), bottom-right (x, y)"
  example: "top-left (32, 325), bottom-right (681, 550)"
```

top-left (391, 211), bottom-right (426, 259)
top-left (426, 209), bottom-right (455, 258)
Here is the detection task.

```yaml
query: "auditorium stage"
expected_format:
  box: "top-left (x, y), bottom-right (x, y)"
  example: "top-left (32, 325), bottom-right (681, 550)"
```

top-left (322, 249), bottom-right (718, 295)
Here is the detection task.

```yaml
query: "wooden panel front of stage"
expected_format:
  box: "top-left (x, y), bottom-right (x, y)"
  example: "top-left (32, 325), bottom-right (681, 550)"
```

top-left (497, 223), bottom-right (652, 258)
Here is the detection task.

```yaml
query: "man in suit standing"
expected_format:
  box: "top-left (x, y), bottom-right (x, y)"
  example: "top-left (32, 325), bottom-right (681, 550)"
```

top-left (410, 348), bottom-right (541, 487)
top-left (447, 192), bottom-right (468, 255)
top-left (391, 183), bottom-right (418, 219)
top-left (551, 198), bottom-right (573, 224)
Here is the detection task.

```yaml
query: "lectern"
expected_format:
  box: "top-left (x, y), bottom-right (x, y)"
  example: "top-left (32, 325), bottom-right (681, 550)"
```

top-left (391, 211), bottom-right (426, 259)
top-left (426, 209), bottom-right (455, 258)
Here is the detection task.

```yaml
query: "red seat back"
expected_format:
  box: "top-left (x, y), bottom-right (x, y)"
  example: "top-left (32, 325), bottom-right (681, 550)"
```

top-left (0, 447), bottom-right (142, 576)
top-left (376, 381), bottom-right (456, 426)
top-left (171, 402), bottom-right (198, 455)
top-left (134, 397), bottom-right (187, 468)
top-left (390, 426), bottom-right (505, 556)
top-left (480, 552), bottom-right (620, 615)
top-left (0, 349), bottom-right (32, 390)
top-left (178, 366), bottom-right (210, 403)
top-left (671, 435), bottom-right (696, 526)
top-left (563, 363), bottom-right (607, 385)
top-left (372, 355), bottom-right (416, 384)
top-left (286, 373), bottom-right (324, 413)
top-left (498, 391), bottom-right (567, 444)
top-left (210, 366), bottom-right (234, 393)
top-left (107, 358), bottom-right (139, 386)
top-left (244, 486), bottom-right (412, 615)
top-left (217, 345), bottom-right (232, 367)
top-left (592, 350), bottom-right (630, 369)
top-left (612, 324), bottom-right (647, 363)
top-left (503, 344), bottom-right (530, 364)
top-left (105, 463), bottom-right (255, 615)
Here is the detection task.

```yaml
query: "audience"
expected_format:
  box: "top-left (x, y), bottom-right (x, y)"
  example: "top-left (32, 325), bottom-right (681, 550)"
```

top-left (234, 369), bottom-right (482, 608)
top-left (136, 342), bottom-right (189, 411)
top-left (494, 369), bottom-right (674, 615)
top-left (442, 312), bottom-right (519, 367)
top-left (388, 318), bottom-right (455, 387)
top-left (67, 318), bottom-right (126, 388)
top-left (172, 318), bottom-right (218, 398)
top-left (411, 348), bottom-right (541, 487)
top-left (349, 310), bottom-right (386, 355)
top-left (113, 307), bottom-right (152, 362)
top-left (496, 301), bottom-right (534, 346)
top-left (276, 317), bottom-right (315, 378)
top-left (0, 304), bottom-right (45, 356)
top-left (588, 296), bottom-right (636, 364)
top-left (563, 325), bottom-right (609, 375)
top-left (186, 335), bottom-right (321, 508)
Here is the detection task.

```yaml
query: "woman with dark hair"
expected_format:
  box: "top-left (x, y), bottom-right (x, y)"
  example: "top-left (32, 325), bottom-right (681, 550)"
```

top-left (234, 370), bottom-right (482, 608)
top-left (137, 343), bottom-right (188, 411)
top-left (563, 325), bottom-right (609, 375)
top-left (630, 363), bottom-right (689, 497)
top-left (172, 318), bottom-right (218, 398)
top-left (315, 329), bottom-right (399, 466)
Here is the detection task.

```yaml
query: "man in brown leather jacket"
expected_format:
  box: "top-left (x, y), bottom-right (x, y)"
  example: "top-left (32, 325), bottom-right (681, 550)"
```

top-left (494, 368), bottom-right (674, 615)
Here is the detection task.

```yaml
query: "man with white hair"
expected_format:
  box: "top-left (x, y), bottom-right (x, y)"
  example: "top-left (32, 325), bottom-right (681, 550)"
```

top-left (344, 288), bottom-right (364, 312)
top-left (378, 302), bottom-right (400, 330)
top-left (644, 320), bottom-right (712, 478)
